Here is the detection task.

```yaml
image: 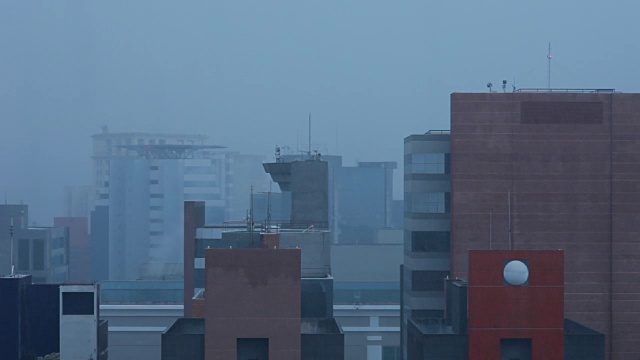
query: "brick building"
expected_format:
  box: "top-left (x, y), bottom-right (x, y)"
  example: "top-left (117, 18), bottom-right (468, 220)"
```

top-left (450, 91), bottom-right (640, 359)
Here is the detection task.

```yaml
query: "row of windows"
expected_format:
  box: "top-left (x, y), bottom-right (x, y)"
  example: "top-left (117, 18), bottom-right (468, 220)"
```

top-left (411, 270), bottom-right (449, 292)
top-left (406, 192), bottom-right (450, 214)
top-left (405, 153), bottom-right (450, 174)
top-left (184, 166), bottom-right (216, 175)
top-left (410, 231), bottom-right (451, 252)
top-left (184, 180), bottom-right (218, 188)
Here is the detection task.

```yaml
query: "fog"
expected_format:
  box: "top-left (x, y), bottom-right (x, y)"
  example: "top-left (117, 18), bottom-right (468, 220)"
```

top-left (1, 0), bottom-right (639, 223)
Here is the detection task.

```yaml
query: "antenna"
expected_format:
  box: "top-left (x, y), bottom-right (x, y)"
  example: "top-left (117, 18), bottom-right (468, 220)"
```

top-left (502, 80), bottom-right (507, 93)
top-left (249, 186), bottom-right (254, 233)
top-left (512, 77), bottom-right (516, 92)
top-left (489, 211), bottom-right (493, 250)
top-left (508, 189), bottom-right (513, 250)
top-left (10, 218), bottom-right (14, 276)
top-left (486, 82), bottom-right (493, 92)
top-left (547, 42), bottom-right (553, 89)
top-left (308, 112), bottom-right (312, 159)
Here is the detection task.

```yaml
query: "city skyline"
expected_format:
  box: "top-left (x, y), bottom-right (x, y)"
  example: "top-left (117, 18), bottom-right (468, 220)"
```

top-left (3, 0), bottom-right (640, 224)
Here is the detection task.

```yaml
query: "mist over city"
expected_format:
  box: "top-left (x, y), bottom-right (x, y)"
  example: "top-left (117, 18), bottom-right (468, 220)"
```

top-left (1, 1), bottom-right (640, 360)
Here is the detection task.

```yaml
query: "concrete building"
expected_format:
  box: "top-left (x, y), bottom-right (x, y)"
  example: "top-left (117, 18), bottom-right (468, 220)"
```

top-left (332, 242), bottom-right (403, 360)
top-left (263, 159), bottom-right (330, 229)
top-left (1, 205), bottom-right (69, 283)
top-left (92, 130), bottom-right (269, 280)
top-left (91, 129), bottom-right (208, 206)
top-left (60, 284), bottom-right (106, 360)
top-left (268, 154), bottom-right (399, 244)
top-left (401, 131), bottom-right (451, 357)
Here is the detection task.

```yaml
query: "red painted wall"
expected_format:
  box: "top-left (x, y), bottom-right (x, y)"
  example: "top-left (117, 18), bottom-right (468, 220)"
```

top-left (468, 250), bottom-right (564, 360)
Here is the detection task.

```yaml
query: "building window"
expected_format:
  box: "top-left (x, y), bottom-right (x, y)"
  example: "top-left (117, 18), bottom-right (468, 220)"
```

top-left (150, 206), bottom-right (163, 211)
top-left (408, 153), bottom-right (448, 174)
top-left (150, 180), bottom-right (159, 185)
top-left (411, 231), bottom-right (451, 252)
top-left (383, 346), bottom-right (401, 360)
top-left (62, 292), bottom-right (94, 315)
top-left (32, 239), bottom-right (45, 271)
top-left (159, 139), bottom-right (166, 145)
top-left (149, 231), bottom-right (163, 236)
top-left (18, 239), bottom-right (30, 270)
top-left (411, 270), bottom-right (449, 291)
top-left (150, 194), bottom-right (164, 198)
top-left (408, 192), bottom-right (450, 213)
top-left (150, 166), bottom-right (159, 170)
top-left (150, 219), bottom-right (163, 224)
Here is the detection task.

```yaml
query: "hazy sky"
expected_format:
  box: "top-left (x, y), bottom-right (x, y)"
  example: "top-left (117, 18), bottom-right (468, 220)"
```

top-left (1, 1), bottom-right (639, 224)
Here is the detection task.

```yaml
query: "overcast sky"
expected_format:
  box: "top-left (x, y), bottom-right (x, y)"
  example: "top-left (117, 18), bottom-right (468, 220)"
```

top-left (1, 1), bottom-right (639, 224)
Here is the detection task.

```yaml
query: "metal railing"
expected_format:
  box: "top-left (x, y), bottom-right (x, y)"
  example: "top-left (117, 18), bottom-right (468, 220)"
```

top-left (515, 88), bottom-right (617, 94)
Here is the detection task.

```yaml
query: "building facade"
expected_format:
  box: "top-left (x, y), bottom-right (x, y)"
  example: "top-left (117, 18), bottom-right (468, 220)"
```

top-left (449, 91), bottom-right (640, 359)
top-left (401, 131), bottom-right (451, 357)
top-left (1, 205), bottom-right (69, 283)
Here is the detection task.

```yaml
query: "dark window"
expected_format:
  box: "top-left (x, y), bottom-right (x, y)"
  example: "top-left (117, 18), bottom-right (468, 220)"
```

top-left (62, 292), bottom-right (95, 315)
top-left (194, 269), bottom-right (205, 289)
top-left (501, 338), bottom-right (532, 360)
top-left (237, 338), bottom-right (268, 360)
top-left (150, 165), bottom-right (159, 170)
top-left (99, 194), bottom-right (109, 199)
top-left (32, 239), bottom-right (45, 270)
top-left (411, 270), bottom-right (449, 291)
top-left (409, 192), bottom-right (450, 213)
top-left (411, 231), bottom-right (451, 252)
top-left (411, 309), bottom-right (444, 319)
top-left (149, 231), bottom-right (163, 236)
top-left (150, 205), bottom-right (163, 211)
top-left (150, 180), bottom-right (159, 184)
top-left (150, 219), bottom-right (163, 224)
top-left (383, 346), bottom-right (401, 360)
top-left (18, 239), bottom-right (30, 270)
top-left (521, 101), bottom-right (603, 124)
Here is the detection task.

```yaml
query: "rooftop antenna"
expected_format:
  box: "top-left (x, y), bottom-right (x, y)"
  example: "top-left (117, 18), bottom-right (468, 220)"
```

top-left (547, 42), bottom-right (553, 89)
top-left (10, 218), bottom-right (14, 276)
top-left (502, 80), bottom-right (507, 93)
top-left (508, 189), bottom-right (513, 250)
top-left (308, 112), bottom-right (312, 159)
top-left (249, 186), bottom-right (254, 233)
top-left (489, 211), bottom-right (493, 250)
top-left (512, 77), bottom-right (516, 92)
top-left (486, 82), bottom-right (493, 93)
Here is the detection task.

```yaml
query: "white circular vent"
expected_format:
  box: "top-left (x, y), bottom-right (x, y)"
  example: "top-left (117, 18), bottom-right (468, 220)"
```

top-left (503, 260), bottom-right (529, 286)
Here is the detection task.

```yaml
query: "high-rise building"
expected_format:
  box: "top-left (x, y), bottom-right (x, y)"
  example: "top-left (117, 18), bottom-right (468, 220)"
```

top-left (401, 130), bottom-right (451, 358)
top-left (91, 130), bottom-right (269, 280)
top-left (402, 90), bottom-right (640, 359)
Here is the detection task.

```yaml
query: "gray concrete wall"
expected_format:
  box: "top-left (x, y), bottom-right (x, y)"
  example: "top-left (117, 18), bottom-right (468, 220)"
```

top-left (331, 244), bottom-right (403, 283)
